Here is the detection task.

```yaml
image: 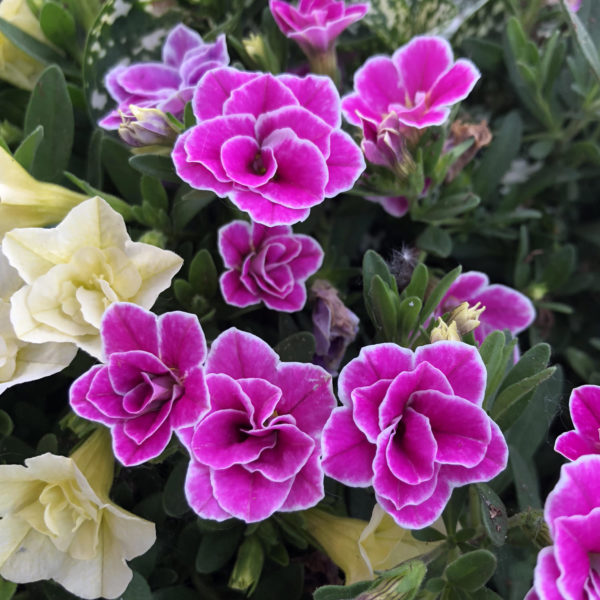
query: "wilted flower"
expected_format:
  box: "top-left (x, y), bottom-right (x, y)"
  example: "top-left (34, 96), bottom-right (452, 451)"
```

top-left (0, 428), bottom-right (156, 599)
top-left (448, 301), bottom-right (485, 336)
top-left (172, 67), bottom-right (365, 226)
top-left (342, 36), bottom-right (480, 130)
top-left (322, 341), bottom-right (508, 528)
top-left (311, 279), bottom-right (359, 374)
top-left (0, 147), bottom-right (88, 238)
top-left (429, 318), bottom-right (461, 343)
top-left (179, 328), bottom-right (336, 522)
top-left (99, 24), bottom-right (229, 131)
top-left (219, 221), bottom-right (323, 312)
top-left (118, 106), bottom-right (179, 148)
top-left (70, 303), bottom-right (209, 466)
top-left (3, 197), bottom-right (183, 359)
top-left (445, 119), bottom-right (492, 181)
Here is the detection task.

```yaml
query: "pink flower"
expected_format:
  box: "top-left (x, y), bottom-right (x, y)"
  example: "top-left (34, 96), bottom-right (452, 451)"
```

top-left (99, 24), bottom-right (229, 130)
top-left (219, 221), bottom-right (323, 312)
top-left (555, 385), bottom-right (600, 461)
top-left (172, 67), bottom-right (365, 226)
top-left (342, 36), bottom-right (480, 130)
top-left (179, 328), bottom-right (336, 522)
top-left (436, 271), bottom-right (536, 345)
top-left (321, 341), bottom-right (508, 529)
top-left (365, 196), bottom-right (409, 217)
top-left (69, 303), bottom-right (208, 466)
top-left (269, 0), bottom-right (369, 56)
top-left (525, 455), bottom-right (600, 600)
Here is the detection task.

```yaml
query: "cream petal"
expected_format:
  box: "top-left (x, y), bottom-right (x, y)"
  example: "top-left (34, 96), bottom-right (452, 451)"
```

top-left (0, 517), bottom-right (31, 565)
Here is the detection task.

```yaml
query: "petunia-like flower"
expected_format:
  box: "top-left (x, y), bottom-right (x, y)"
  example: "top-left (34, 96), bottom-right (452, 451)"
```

top-left (269, 0), bottom-right (369, 57)
top-left (342, 36), bottom-right (480, 130)
top-left (322, 341), bottom-right (508, 529)
top-left (435, 271), bottom-right (536, 346)
top-left (179, 328), bottom-right (336, 522)
top-left (3, 197), bottom-right (183, 359)
top-left (70, 303), bottom-right (209, 466)
top-left (0, 428), bottom-right (156, 599)
top-left (219, 220), bottom-right (323, 312)
top-left (172, 67), bottom-right (365, 226)
top-left (525, 455), bottom-right (600, 600)
top-left (0, 250), bottom-right (77, 395)
top-left (555, 385), bottom-right (600, 461)
top-left (99, 23), bottom-right (229, 130)
top-left (0, 147), bottom-right (88, 238)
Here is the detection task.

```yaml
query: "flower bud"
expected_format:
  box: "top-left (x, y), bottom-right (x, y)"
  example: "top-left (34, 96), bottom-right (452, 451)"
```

top-left (430, 318), bottom-right (461, 343)
top-left (242, 33), bottom-right (279, 73)
top-left (448, 301), bottom-right (485, 336)
top-left (118, 106), bottom-right (179, 148)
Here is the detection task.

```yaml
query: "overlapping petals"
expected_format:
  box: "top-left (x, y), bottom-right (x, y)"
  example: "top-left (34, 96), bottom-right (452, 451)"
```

top-left (342, 36), bottom-right (480, 130)
top-left (172, 67), bottom-right (365, 226)
top-left (219, 220), bottom-right (323, 311)
top-left (321, 341), bottom-right (508, 529)
top-left (179, 328), bottom-right (335, 522)
top-left (70, 303), bottom-right (209, 466)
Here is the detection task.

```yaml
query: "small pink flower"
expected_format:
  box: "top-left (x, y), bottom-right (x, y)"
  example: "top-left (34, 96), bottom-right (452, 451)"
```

top-left (99, 24), bottom-right (229, 130)
top-left (70, 303), bottom-right (208, 466)
top-left (179, 328), bottom-right (336, 522)
top-left (568, 0), bottom-right (582, 11)
top-left (321, 341), bottom-right (508, 529)
top-left (436, 271), bottom-right (536, 345)
top-left (269, 0), bottom-right (369, 56)
top-left (525, 455), bottom-right (600, 599)
top-left (219, 221), bottom-right (323, 312)
top-left (555, 385), bottom-right (600, 461)
top-left (342, 36), bottom-right (480, 130)
top-left (172, 67), bottom-right (365, 226)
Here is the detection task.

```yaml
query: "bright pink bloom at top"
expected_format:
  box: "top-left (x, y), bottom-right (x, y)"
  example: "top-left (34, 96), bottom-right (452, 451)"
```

top-left (321, 341), bottom-right (508, 529)
top-left (568, 0), bottom-right (582, 11)
top-left (69, 303), bottom-right (208, 466)
top-left (269, 0), bottom-right (369, 56)
top-left (342, 36), bottom-right (480, 130)
top-left (525, 455), bottom-right (600, 600)
top-left (219, 221), bottom-right (323, 312)
top-left (436, 271), bottom-right (536, 345)
top-left (179, 328), bottom-right (336, 522)
top-left (172, 67), bottom-right (365, 226)
top-left (99, 24), bottom-right (229, 129)
top-left (555, 385), bottom-right (600, 461)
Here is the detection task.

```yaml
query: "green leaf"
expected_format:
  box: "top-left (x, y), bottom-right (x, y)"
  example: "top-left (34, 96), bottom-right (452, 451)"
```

top-left (195, 526), bottom-right (244, 574)
top-left (171, 189), bottom-right (215, 230)
top-left (86, 128), bottom-right (104, 189)
top-left (498, 343), bottom-right (551, 393)
top-left (361, 560), bottom-right (427, 600)
top-left (313, 581), bottom-right (372, 600)
top-left (417, 225), bottom-right (452, 257)
top-left (418, 265), bottom-right (462, 329)
top-left (476, 483), bottom-right (508, 547)
top-left (140, 176), bottom-right (168, 211)
top-left (274, 332), bottom-right (316, 363)
top-left (445, 550), bottom-right (497, 592)
top-left (562, 0), bottom-right (600, 84)
top-left (129, 154), bottom-right (179, 182)
top-left (188, 249), bottom-right (218, 299)
top-left (39, 1), bottom-right (76, 51)
top-left (411, 527), bottom-right (446, 542)
top-left (479, 331), bottom-right (508, 404)
top-left (0, 577), bottom-right (17, 600)
top-left (541, 245), bottom-right (575, 291)
top-left (229, 536), bottom-right (265, 594)
top-left (162, 461), bottom-right (189, 518)
top-left (101, 137), bottom-right (142, 202)
top-left (566, 347), bottom-right (595, 381)
top-left (13, 124), bottom-right (43, 171)
top-left (403, 263), bottom-right (428, 301)
top-left (183, 102), bottom-right (195, 129)
top-left (443, 486), bottom-right (468, 537)
top-left (24, 65), bottom-right (74, 182)
top-left (397, 296), bottom-right (422, 344)
top-left (414, 192), bottom-right (480, 221)
top-left (370, 275), bottom-right (398, 340)
top-left (0, 410), bottom-right (14, 437)
top-left (118, 572), bottom-right (152, 600)
top-left (510, 445), bottom-right (541, 510)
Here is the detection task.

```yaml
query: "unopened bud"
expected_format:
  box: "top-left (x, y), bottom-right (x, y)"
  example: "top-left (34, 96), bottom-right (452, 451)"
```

top-left (430, 318), bottom-right (461, 343)
top-left (118, 106), bottom-right (179, 148)
top-left (448, 301), bottom-right (485, 336)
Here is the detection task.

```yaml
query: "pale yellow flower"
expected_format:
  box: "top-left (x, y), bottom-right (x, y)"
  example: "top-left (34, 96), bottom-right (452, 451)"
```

top-left (0, 428), bottom-right (156, 599)
top-left (3, 196), bottom-right (183, 359)
top-left (448, 301), bottom-right (485, 336)
top-left (305, 504), bottom-right (445, 584)
top-left (0, 147), bottom-right (88, 238)
top-left (0, 0), bottom-right (50, 90)
top-left (430, 317), bottom-right (461, 343)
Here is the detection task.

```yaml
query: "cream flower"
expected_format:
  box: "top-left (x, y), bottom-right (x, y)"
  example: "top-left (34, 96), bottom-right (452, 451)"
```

top-left (3, 196), bottom-right (183, 359)
top-left (0, 0), bottom-right (50, 90)
top-left (0, 250), bottom-right (76, 395)
top-left (0, 147), bottom-right (88, 238)
top-left (0, 428), bottom-right (156, 599)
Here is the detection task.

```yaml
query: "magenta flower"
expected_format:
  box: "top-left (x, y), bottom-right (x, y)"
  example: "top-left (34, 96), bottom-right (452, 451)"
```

top-left (342, 36), bottom-right (480, 130)
top-left (99, 24), bottom-right (229, 130)
top-left (179, 328), bottom-right (335, 522)
top-left (525, 455), bottom-right (600, 600)
top-left (321, 341), bottom-right (508, 529)
top-left (269, 0), bottom-right (369, 56)
top-left (555, 385), bottom-right (600, 461)
top-left (70, 303), bottom-right (208, 466)
top-left (436, 271), bottom-right (536, 346)
top-left (365, 195), bottom-right (409, 217)
top-left (172, 67), bottom-right (365, 226)
top-left (219, 221), bottom-right (323, 312)
top-left (568, 0), bottom-right (582, 11)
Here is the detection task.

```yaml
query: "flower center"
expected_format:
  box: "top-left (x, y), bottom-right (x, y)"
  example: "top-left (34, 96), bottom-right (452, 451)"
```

top-left (251, 152), bottom-right (267, 175)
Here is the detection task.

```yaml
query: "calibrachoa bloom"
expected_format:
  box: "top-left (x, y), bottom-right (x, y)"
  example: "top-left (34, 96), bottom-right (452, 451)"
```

top-left (3, 197), bottom-right (183, 359)
top-left (70, 303), bottom-right (208, 466)
top-left (0, 429), bottom-right (155, 599)
top-left (525, 455), bottom-right (600, 600)
top-left (99, 23), bottom-right (229, 130)
top-left (342, 36), bottom-right (480, 130)
top-left (322, 341), bottom-right (508, 528)
top-left (179, 328), bottom-right (336, 522)
top-left (172, 67), bottom-right (365, 226)
top-left (555, 385), bottom-right (600, 461)
top-left (435, 271), bottom-right (536, 345)
top-left (219, 221), bottom-right (323, 312)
